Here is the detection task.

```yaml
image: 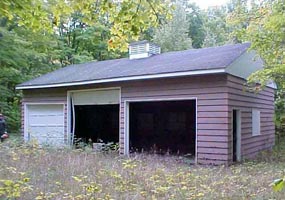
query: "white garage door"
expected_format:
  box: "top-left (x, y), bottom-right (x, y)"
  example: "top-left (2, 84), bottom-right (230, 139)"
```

top-left (25, 104), bottom-right (65, 146)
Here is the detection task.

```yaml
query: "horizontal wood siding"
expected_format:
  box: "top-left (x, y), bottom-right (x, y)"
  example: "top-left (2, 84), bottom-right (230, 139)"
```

top-left (227, 75), bottom-right (275, 160)
top-left (120, 75), bottom-right (231, 165)
top-left (23, 88), bottom-right (67, 102)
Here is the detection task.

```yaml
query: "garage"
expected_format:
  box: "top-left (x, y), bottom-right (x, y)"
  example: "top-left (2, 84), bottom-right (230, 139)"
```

top-left (127, 100), bottom-right (196, 156)
top-left (69, 88), bottom-right (120, 144)
top-left (25, 104), bottom-right (65, 145)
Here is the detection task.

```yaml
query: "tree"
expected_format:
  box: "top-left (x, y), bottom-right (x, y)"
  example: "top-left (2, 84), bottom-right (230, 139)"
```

top-left (0, 21), bottom-right (60, 131)
top-left (228, 0), bottom-right (285, 88)
top-left (55, 14), bottom-right (125, 66)
top-left (0, 0), bottom-right (172, 51)
top-left (153, 1), bottom-right (192, 52)
top-left (201, 0), bottom-right (250, 48)
top-left (202, 6), bottom-right (232, 47)
top-left (186, 3), bottom-right (205, 48)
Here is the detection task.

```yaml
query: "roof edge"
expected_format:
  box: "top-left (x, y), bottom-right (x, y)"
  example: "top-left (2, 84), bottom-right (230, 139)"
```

top-left (16, 68), bottom-right (226, 90)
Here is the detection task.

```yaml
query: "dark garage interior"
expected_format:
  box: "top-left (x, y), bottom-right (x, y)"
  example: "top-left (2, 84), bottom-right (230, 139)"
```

top-left (74, 105), bottom-right (119, 143)
top-left (129, 100), bottom-right (196, 156)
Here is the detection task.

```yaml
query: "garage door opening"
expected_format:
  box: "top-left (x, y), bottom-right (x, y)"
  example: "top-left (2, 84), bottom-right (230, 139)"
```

top-left (68, 88), bottom-right (120, 145)
top-left (129, 100), bottom-right (196, 156)
top-left (73, 105), bottom-right (119, 143)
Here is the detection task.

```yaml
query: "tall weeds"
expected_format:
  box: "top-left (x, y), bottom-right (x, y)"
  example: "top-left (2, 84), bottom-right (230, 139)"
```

top-left (0, 138), bottom-right (285, 199)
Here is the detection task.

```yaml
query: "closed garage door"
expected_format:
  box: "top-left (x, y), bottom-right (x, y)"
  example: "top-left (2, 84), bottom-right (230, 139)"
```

top-left (25, 104), bottom-right (65, 145)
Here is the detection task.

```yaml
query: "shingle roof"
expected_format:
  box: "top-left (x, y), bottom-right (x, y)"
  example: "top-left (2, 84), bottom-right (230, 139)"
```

top-left (18, 43), bottom-right (250, 88)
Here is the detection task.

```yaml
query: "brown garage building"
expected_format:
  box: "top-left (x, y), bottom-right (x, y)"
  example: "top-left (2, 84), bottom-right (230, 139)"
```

top-left (16, 41), bottom-right (276, 165)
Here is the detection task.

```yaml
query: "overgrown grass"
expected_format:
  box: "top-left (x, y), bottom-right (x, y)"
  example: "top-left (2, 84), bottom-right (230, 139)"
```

top-left (1, 137), bottom-right (285, 199)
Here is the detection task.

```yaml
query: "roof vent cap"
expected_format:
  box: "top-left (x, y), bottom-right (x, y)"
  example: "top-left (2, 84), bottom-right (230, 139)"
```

top-left (129, 40), bottom-right (161, 60)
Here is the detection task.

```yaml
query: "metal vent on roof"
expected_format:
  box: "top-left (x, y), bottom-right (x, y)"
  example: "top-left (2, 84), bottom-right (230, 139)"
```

top-left (129, 40), bottom-right (161, 59)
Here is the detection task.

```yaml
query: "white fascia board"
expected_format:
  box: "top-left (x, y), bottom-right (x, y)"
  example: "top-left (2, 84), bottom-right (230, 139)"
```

top-left (16, 68), bottom-right (225, 90)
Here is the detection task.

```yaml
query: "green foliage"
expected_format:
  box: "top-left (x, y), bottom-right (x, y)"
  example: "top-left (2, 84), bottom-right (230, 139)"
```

top-left (274, 89), bottom-right (285, 128)
top-left (203, 5), bottom-right (234, 47)
top-left (0, 21), bottom-right (60, 132)
top-left (153, 1), bottom-right (192, 52)
top-left (227, 0), bottom-right (285, 128)
top-left (228, 0), bottom-right (285, 89)
top-left (0, 168), bottom-right (32, 199)
top-left (0, 0), bottom-right (172, 51)
top-left (186, 3), bottom-right (205, 48)
top-left (200, 0), bottom-right (251, 48)
top-left (55, 16), bottom-right (125, 65)
top-left (203, 8), bottom-right (225, 47)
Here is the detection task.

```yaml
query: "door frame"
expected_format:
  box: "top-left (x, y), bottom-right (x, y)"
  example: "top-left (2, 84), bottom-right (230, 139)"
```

top-left (232, 109), bottom-right (241, 162)
top-left (124, 97), bottom-right (198, 163)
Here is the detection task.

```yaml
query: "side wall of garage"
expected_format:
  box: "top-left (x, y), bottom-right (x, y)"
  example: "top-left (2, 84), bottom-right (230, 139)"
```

top-left (227, 75), bottom-right (275, 160)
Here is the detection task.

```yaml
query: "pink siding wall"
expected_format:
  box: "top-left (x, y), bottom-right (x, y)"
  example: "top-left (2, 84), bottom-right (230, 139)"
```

top-left (227, 75), bottom-right (275, 160)
top-left (120, 75), bottom-right (231, 165)
top-left (21, 74), bottom-right (275, 165)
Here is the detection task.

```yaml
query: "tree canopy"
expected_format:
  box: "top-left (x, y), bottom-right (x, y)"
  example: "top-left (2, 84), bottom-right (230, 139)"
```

top-left (153, 1), bottom-right (192, 52)
top-left (0, 0), bottom-right (172, 51)
top-left (228, 0), bottom-right (285, 89)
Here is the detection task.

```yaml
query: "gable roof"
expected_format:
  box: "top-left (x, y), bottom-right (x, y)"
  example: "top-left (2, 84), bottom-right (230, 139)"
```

top-left (17, 43), bottom-right (251, 89)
